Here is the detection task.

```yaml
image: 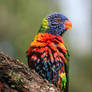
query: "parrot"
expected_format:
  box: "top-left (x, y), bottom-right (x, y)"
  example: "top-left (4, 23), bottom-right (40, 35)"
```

top-left (26, 12), bottom-right (72, 92)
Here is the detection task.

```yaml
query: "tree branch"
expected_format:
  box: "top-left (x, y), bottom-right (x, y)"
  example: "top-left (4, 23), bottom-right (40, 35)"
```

top-left (0, 51), bottom-right (60, 92)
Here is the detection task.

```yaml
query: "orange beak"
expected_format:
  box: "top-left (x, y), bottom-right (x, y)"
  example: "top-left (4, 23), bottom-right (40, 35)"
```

top-left (64, 20), bottom-right (72, 30)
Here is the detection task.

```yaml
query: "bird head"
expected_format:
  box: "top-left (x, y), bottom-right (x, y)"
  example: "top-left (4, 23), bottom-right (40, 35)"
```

top-left (39, 12), bottom-right (72, 36)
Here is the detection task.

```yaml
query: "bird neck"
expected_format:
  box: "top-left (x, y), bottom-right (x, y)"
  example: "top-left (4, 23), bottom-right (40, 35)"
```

top-left (33, 33), bottom-right (64, 43)
top-left (38, 25), bottom-right (65, 36)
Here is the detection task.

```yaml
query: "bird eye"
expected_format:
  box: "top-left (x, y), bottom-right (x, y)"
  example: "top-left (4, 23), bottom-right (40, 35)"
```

top-left (56, 18), bottom-right (65, 23)
top-left (56, 18), bottom-right (61, 23)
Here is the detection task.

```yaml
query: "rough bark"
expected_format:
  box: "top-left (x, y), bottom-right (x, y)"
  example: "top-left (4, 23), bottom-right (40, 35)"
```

top-left (0, 51), bottom-right (60, 92)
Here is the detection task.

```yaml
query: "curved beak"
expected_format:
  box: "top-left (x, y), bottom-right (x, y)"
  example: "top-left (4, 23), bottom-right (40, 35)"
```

top-left (64, 20), bottom-right (72, 30)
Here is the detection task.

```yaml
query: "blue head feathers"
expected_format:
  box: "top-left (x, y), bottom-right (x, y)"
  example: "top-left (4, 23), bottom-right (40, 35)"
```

top-left (39, 12), bottom-right (72, 36)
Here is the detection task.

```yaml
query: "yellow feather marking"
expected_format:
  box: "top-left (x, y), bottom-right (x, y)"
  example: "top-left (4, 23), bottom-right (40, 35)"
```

top-left (60, 72), bottom-right (66, 78)
top-left (42, 18), bottom-right (49, 29)
top-left (59, 43), bottom-right (67, 50)
top-left (60, 72), bottom-right (67, 88)
top-left (30, 33), bottom-right (44, 46)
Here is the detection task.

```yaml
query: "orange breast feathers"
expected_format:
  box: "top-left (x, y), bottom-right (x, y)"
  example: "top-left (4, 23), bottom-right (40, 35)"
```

top-left (27, 33), bottom-right (67, 60)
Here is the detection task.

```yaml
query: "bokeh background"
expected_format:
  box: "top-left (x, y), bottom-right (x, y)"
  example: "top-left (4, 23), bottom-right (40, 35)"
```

top-left (0, 0), bottom-right (92, 92)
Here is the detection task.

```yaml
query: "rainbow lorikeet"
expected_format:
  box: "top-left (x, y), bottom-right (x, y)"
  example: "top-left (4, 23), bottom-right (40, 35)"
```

top-left (26, 13), bottom-right (72, 92)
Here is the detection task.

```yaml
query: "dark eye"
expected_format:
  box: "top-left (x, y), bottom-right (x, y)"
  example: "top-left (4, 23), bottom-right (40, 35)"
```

top-left (56, 18), bottom-right (61, 23)
top-left (56, 18), bottom-right (65, 23)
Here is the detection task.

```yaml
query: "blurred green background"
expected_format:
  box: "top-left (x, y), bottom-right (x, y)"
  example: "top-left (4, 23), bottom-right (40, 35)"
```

top-left (0, 0), bottom-right (92, 92)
